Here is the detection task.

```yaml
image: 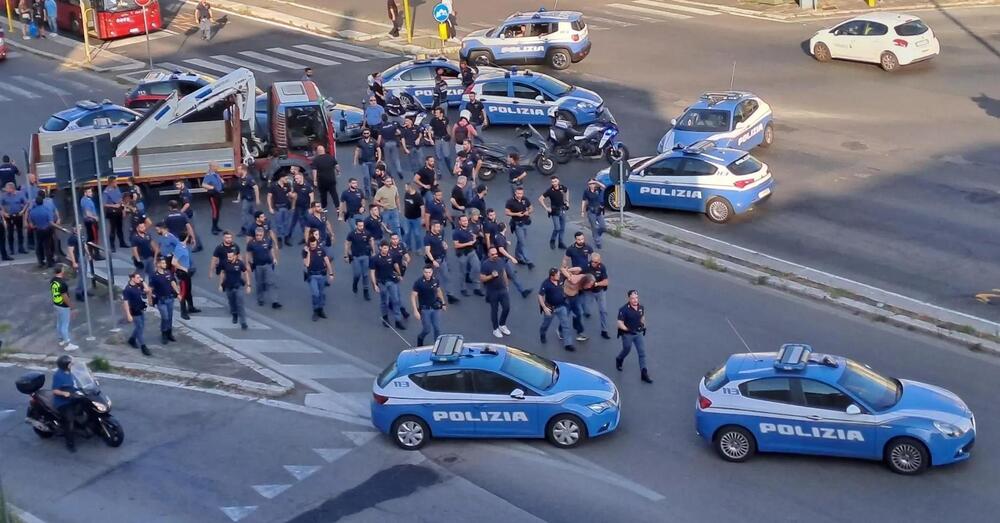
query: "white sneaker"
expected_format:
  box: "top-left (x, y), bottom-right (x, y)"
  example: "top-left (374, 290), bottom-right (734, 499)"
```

top-left (492, 328), bottom-right (503, 338)
top-left (499, 325), bottom-right (511, 335)
top-left (57, 340), bottom-right (67, 346)
top-left (64, 343), bottom-right (79, 352)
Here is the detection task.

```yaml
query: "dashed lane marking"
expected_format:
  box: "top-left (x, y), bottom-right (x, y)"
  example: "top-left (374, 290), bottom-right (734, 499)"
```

top-left (0, 82), bottom-right (40, 99)
top-left (12, 75), bottom-right (73, 96)
top-left (283, 465), bottom-right (321, 481)
top-left (252, 484), bottom-right (292, 499)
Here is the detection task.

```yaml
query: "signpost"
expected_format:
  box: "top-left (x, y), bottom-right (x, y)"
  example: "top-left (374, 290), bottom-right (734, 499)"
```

top-left (402, 0), bottom-right (413, 44)
top-left (432, 2), bottom-right (450, 48)
top-left (610, 153), bottom-right (631, 233)
top-left (135, 0), bottom-right (154, 70)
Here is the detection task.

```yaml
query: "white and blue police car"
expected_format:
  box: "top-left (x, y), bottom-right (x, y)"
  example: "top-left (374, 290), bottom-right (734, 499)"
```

top-left (460, 68), bottom-right (603, 127)
top-left (460, 9), bottom-right (591, 70)
top-left (40, 100), bottom-right (141, 134)
top-left (372, 335), bottom-right (620, 450)
top-left (595, 140), bottom-right (774, 224)
top-left (656, 92), bottom-right (774, 154)
top-left (697, 344), bottom-right (976, 475)
top-left (381, 57), bottom-right (503, 108)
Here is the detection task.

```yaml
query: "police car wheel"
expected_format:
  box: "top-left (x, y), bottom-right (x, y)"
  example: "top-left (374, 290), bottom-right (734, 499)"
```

top-left (880, 52), bottom-right (899, 72)
top-left (604, 186), bottom-right (630, 212)
top-left (469, 51), bottom-right (492, 67)
top-left (547, 414), bottom-right (587, 448)
top-left (714, 426), bottom-right (756, 462)
top-left (885, 438), bottom-right (929, 475)
top-left (392, 416), bottom-right (430, 450)
top-left (706, 198), bottom-right (734, 224)
top-left (548, 49), bottom-right (571, 71)
top-left (760, 124), bottom-right (774, 148)
top-left (813, 43), bottom-right (832, 63)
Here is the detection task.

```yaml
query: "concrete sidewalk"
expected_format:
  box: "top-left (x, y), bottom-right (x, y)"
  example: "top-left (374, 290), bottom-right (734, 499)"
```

top-left (721, 0), bottom-right (1000, 20)
top-left (0, 16), bottom-right (145, 72)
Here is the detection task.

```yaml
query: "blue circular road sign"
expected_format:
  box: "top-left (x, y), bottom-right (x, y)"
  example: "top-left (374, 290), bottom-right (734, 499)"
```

top-left (433, 3), bottom-right (451, 23)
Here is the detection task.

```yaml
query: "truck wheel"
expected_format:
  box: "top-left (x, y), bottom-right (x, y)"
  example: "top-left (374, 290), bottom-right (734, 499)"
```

top-left (548, 49), bottom-right (571, 70)
top-left (706, 198), bottom-right (734, 224)
top-left (714, 426), bottom-right (756, 462)
top-left (760, 123), bottom-right (774, 148)
top-left (604, 186), bottom-right (630, 212)
top-left (469, 51), bottom-right (492, 67)
top-left (813, 42), bottom-right (831, 62)
top-left (391, 415), bottom-right (430, 450)
top-left (71, 16), bottom-right (82, 35)
top-left (546, 414), bottom-right (586, 449)
top-left (885, 437), bottom-right (929, 475)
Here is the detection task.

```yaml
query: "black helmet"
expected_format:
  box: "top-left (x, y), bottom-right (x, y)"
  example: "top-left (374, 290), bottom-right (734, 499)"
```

top-left (56, 355), bottom-right (72, 371)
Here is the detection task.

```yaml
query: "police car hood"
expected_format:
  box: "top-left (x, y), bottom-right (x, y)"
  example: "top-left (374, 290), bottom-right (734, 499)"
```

top-left (558, 86), bottom-right (603, 107)
top-left (892, 379), bottom-right (972, 423)
top-left (595, 156), bottom-right (652, 183)
top-left (550, 361), bottom-right (616, 400)
top-left (657, 129), bottom-right (726, 154)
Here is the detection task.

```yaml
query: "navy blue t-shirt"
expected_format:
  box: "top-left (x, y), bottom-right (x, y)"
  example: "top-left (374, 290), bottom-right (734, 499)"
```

top-left (149, 271), bottom-right (177, 301)
top-left (356, 139), bottom-right (378, 163)
top-left (582, 187), bottom-right (604, 213)
top-left (304, 213), bottom-right (330, 241)
top-left (131, 233), bottom-right (155, 258)
top-left (492, 232), bottom-right (510, 252)
top-left (164, 211), bottom-right (190, 239)
top-left (480, 258), bottom-right (507, 292)
top-left (303, 246), bottom-right (328, 274)
top-left (452, 227), bottom-right (475, 255)
top-left (238, 176), bottom-right (257, 202)
top-left (564, 243), bottom-right (593, 269)
top-left (364, 215), bottom-right (385, 241)
top-left (347, 230), bottom-right (372, 257)
top-left (269, 181), bottom-right (291, 208)
top-left (618, 303), bottom-right (645, 333)
top-left (425, 198), bottom-right (446, 225)
top-left (219, 259), bottom-right (247, 290)
top-left (369, 253), bottom-right (398, 283)
top-left (293, 181), bottom-right (313, 209)
top-left (585, 262), bottom-right (608, 293)
top-left (247, 238), bottom-right (275, 266)
top-left (412, 277), bottom-right (441, 308)
top-left (341, 188), bottom-right (364, 215)
top-left (122, 283), bottom-right (147, 315)
top-left (539, 279), bottom-right (566, 308)
top-left (424, 232), bottom-right (446, 261)
top-left (51, 369), bottom-right (75, 409)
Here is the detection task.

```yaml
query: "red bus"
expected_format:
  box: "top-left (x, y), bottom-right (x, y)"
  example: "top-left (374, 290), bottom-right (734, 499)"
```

top-left (55, 0), bottom-right (162, 40)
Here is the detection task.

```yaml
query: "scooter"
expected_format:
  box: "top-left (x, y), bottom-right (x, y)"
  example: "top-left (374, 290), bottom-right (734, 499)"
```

top-left (548, 108), bottom-right (629, 165)
top-left (475, 125), bottom-right (557, 181)
top-left (385, 90), bottom-right (430, 128)
top-left (17, 365), bottom-right (124, 448)
top-left (518, 124), bottom-right (558, 176)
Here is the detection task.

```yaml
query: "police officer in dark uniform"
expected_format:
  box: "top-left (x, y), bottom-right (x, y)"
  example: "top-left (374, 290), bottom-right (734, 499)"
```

top-left (338, 178), bottom-right (367, 225)
top-left (580, 178), bottom-right (607, 249)
top-left (288, 169), bottom-right (313, 243)
top-left (149, 256), bottom-right (180, 345)
top-left (209, 231), bottom-right (241, 281)
top-left (504, 186), bottom-right (534, 269)
top-left (364, 204), bottom-right (390, 248)
top-left (424, 220), bottom-right (458, 304)
top-left (539, 176), bottom-right (569, 250)
top-left (482, 208), bottom-right (499, 250)
top-left (413, 156), bottom-right (438, 200)
top-left (311, 144), bottom-right (340, 209)
top-left (370, 241), bottom-right (406, 329)
top-left (480, 247), bottom-right (512, 338)
top-left (387, 232), bottom-right (412, 319)
top-left (538, 268), bottom-right (575, 351)
top-left (491, 222), bottom-right (531, 298)
top-left (103, 178), bottom-right (128, 251)
top-left (303, 202), bottom-right (334, 253)
top-left (130, 221), bottom-right (157, 280)
top-left (122, 271), bottom-right (151, 355)
top-left (424, 189), bottom-right (448, 232)
top-left (246, 226), bottom-right (281, 309)
top-left (378, 114), bottom-right (404, 180)
top-left (563, 231), bottom-right (593, 270)
top-left (164, 199), bottom-right (196, 250)
top-left (506, 152), bottom-right (528, 196)
top-left (345, 218), bottom-right (373, 300)
top-left (354, 129), bottom-right (380, 199)
top-left (452, 214), bottom-right (483, 297)
top-left (402, 183), bottom-right (424, 252)
top-left (245, 211), bottom-right (278, 245)
top-left (303, 235), bottom-right (334, 321)
top-left (432, 68), bottom-right (448, 109)
top-left (236, 165), bottom-right (260, 235)
top-left (0, 155), bottom-right (19, 189)
top-left (616, 289), bottom-right (652, 383)
top-left (468, 208), bottom-right (486, 260)
top-left (411, 265), bottom-right (446, 346)
top-left (584, 252), bottom-right (611, 339)
top-left (218, 250), bottom-right (251, 330)
top-left (400, 116), bottom-right (421, 175)
top-left (173, 179), bottom-right (202, 252)
top-left (468, 184), bottom-right (488, 216)
top-left (465, 92), bottom-right (486, 129)
top-left (267, 174), bottom-right (293, 247)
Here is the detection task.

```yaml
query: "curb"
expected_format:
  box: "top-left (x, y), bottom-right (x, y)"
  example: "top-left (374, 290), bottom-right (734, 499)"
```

top-left (0, 352), bottom-right (291, 397)
top-left (750, 0), bottom-right (998, 20)
top-left (0, 17), bottom-right (145, 73)
top-left (8, 504), bottom-right (47, 523)
top-left (596, 213), bottom-right (1000, 356)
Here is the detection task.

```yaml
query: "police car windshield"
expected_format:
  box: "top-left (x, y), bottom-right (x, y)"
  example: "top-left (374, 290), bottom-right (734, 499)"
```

top-left (43, 116), bottom-right (70, 132)
top-left (675, 109), bottom-right (731, 133)
top-left (501, 347), bottom-right (557, 390)
top-left (532, 76), bottom-right (572, 97)
top-left (727, 154), bottom-right (763, 176)
top-left (837, 360), bottom-right (901, 411)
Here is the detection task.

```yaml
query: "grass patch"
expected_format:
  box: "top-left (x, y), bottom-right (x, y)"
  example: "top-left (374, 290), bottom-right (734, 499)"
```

top-left (954, 324), bottom-right (977, 336)
top-left (873, 315), bottom-right (887, 323)
top-left (701, 257), bottom-right (726, 272)
top-left (828, 288), bottom-right (851, 299)
top-left (753, 275), bottom-right (769, 285)
top-left (88, 357), bottom-right (112, 372)
top-left (0, 323), bottom-right (10, 335)
top-left (608, 228), bottom-right (622, 238)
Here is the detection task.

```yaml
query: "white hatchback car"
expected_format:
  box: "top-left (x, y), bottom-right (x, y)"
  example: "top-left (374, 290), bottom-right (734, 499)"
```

top-left (809, 13), bottom-right (939, 72)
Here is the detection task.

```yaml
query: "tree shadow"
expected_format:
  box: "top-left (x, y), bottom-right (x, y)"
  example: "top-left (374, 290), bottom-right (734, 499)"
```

top-left (932, 0), bottom-right (1000, 60)
top-left (971, 93), bottom-right (1000, 119)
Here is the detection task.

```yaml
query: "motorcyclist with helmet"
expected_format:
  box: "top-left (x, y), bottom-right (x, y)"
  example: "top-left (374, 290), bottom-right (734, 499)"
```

top-left (51, 355), bottom-right (81, 453)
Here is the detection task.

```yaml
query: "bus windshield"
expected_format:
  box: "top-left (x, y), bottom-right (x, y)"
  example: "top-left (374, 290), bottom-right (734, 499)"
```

top-left (99, 0), bottom-right (142, 13)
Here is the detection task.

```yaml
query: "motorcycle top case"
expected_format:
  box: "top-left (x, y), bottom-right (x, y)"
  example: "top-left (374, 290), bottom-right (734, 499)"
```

top-left (16, 372), bottom-right (45, 394)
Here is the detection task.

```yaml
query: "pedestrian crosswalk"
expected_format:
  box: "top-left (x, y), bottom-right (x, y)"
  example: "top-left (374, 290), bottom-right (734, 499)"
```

top-left (583, 0), bottom-right (729, 31)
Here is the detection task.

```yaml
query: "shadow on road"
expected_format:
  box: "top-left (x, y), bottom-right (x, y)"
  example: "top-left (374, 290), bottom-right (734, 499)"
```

top-left (933, 0), bottom-right (1000, 60)
top-left (971, 93), bottom-right (1000, 119)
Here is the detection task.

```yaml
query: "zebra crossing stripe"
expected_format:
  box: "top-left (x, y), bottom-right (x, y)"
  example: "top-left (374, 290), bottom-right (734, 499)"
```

top-left (210, 54), bottom-right (279, 73)
top-left (239, 51), bottom-right (307, 69)
top-left (585, 15), bottom-right (636, 27)
top-left (183, 58), bottom-right (237, 74)
top-left (606, 3), bottom-right (692, 19)
top-left (267, 47), bottom-right (341, 66)
top-left (0, 82), bottom-right (40, 99)
top-left (321, 39), bottom-right (397, 59)
top-left (157, 61), bottom-right (217, 80)
top-left (11, 76), bottom-right (72, 96)
top-left (632, 0), bottom-right (721, 16)
top-left (293, 44), bottom-right (367, 63)
top-left (596, 9), bottom-right (663, 23)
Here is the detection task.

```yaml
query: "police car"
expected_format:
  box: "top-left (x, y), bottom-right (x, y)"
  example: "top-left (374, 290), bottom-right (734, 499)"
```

top-left (460, 68), bottom-right (603, 127)
top-left (40, 100), bottom-right (141, 134)
top-left (697, 344), bottom-right (976, 475)
top-left (595, 141), bottom-right (774, 224)
top-left (656, 92), bottom-right (774, 154)
top-left (372, 335), bottom-right (620, 450)
top-left (460, 9), bottom-right (591, 70)
top-left (381, 57), bottom-right (502, 108)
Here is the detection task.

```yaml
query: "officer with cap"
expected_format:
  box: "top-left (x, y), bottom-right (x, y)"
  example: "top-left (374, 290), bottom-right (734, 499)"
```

top-left (236, 164), bottom-right (260, 235)
top-left (246, 226), bottom-right (281, 309)
top-left (267, 174), bottom-right (293, 247)
top-left (424, 220), bottom-right (459, 304)
top-left (616, 289), bottom-right (652, 383)
top-left (411, 264), bottom-right (446, 346)
top-left (480, 247), bottom-right (512, 338)
top-left (345, 218), bottom-right (373, 300)
top-left (580, 178), bottom-right (607, 249)
top-left (304, 235), bottom-right (335, 321)
top-left (370, 241), bottom-right (406, 329)
top-left (122, 271), bottom-right (152, 356)
top-left (538, 267), bottom-right (575, 351)
top-left (452, 214), bottom-right (483, 297)
top-left (1, 182), bottom-right (29, 254)
top-left (149, 256), bottom-right (179, 345)
top-left (218, 250), bottom-right (251, 330)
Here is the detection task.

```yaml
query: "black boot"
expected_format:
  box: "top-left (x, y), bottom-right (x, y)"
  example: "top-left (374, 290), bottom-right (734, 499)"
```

top-left (189, 307), bottom-right (202, 313)
top-left (417, 335), bottom-right (425, 346)
top-left (615, 357), bottom-right (623, 371)
top-left (140, 345), bottom-right (151, 356)
top-left (641, 368), bottom-right (653, 383)
top-left (395, 320), bottom-right (407, 330)
top-left (167, 329), bottom-right (177, 342)
top-left (161, 332), bottom-right (169, 344)
top-left (382, 315), bottom-right (390, 328)
top-left (231, 313), bottom-right (238, 324)
top-left (127, 337), bottom-right (137, 348)
top-left (364, 289), bottom-right (371, 301)
top-left (180, 302), bottom-right (190, 320)
top-left (401, 308), bottom-right (410, 319)
top-left (317, 308), bottom-right (327, 319)
top-left (312, 309), bottom-right (319, 321)
top-left (352, 277), bottom-right (359, 293)
top-left (601, 330), bottom-right (611, 340)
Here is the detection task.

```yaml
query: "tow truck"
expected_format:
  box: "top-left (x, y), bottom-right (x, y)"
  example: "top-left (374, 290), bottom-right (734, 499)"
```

top-left (31, 68), bottom-right (338, 188)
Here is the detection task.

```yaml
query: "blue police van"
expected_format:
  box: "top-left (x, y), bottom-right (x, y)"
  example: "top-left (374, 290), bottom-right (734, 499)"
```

top-left (460, 10), bottom-right (591, 70)
top-left (696, 344), bottom-right (976, 475)
top-left (657, 92), bottom-right (774, 153)
top-left (460, 68), bottom-right (604, 127)
top-left (372, 335), bottom-right (621, 450)
top-left (595, 141), bottom-right (774, 224)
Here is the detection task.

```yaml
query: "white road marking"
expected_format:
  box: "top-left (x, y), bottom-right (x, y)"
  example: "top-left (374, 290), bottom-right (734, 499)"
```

top-left (283, 465), bottom-right (320, 481)
top-left (0, 82), bottom-right (41, 99)
top-left (321, 39), bottom-right (396, 58)
top-left (267, 47), bottom-right (341, 66)
top-left (342, 431), bottom-right (377, 446)
top-left (238, 50), bottom-right (306, 69)
top-left (210, 54), bottom-right (279, 73)
top-left (156, 61), bottom-right (217, 80)
top-left (183, 58), bottom-right (236, 74)
top-left (313, 448), bottom-right (351, 463)
top-left (632, 0), bottom-right (721, 15)
top-left (606, 3), bottom-right (693, 19)
top-left (0, 93), bottom-right (11, 102)
top-left (41, 75), bottom-right (91, 91)
top-left (672, 0), bottom-right (763, 15)
top-left (294, 44), bottom-right (367, 63)
top-left (219, 506), bottom-right (257, 522)
top-left (252, 484), bottom-right (292, 499)
top-left (595, 9), bottom-right (663, 23)
top-left (275, 364), bottom-right (368, 379)
top-left (11, 75), bottom-right (72, 97)
top-left (584, 16), bottom-right (636, 27)
top-left (588, 24), bottom-right (611, 31)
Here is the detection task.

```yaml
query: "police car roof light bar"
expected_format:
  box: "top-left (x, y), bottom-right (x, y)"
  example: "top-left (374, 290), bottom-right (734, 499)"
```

top-left (774, 343), bottom-right (813, 371)
top-left (431, 334), bottom-right (465, 362)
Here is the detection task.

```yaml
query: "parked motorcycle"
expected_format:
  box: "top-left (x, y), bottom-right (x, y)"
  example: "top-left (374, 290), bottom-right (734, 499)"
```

top-left (548, 108), bottom-right (629, 164)
top-left (475, 124), bottom-right (557, 181)
top-left (518, 124), bottom-right (558, 176)
top-left (17, 363), bottom-right (124, 448)
top-left (385, 90), bottom-right (430, 128)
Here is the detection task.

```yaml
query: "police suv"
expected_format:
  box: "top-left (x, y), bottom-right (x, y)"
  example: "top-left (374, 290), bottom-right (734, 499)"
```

top-left (697, 344), bottom-right (976, 475)
top-left (460, 68), bottom-right (603, 127)
top-left (460, 9), bottom-right (591, 70)
top-left (381, 57), bottom-right (502, 108)
top-left (372, 335), bottom-right (620, 450)
top-left (595, 140), bottom-right (774, 224)
top-left (657, 92), bottom-right (774, 153)
top-left (40, 100), bottom-right (141, 134)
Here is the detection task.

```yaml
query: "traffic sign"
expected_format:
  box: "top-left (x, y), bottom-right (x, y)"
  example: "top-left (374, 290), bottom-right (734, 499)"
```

top-left (432, 2), bottom-right (450, 23)
top-left (135, 0), bottom-right (152, 7)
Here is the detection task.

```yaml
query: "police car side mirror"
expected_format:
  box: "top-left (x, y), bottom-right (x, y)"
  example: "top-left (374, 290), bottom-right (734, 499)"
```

top-left (510, 388), bottom-right (525, 400)
top-left (670, 118), bottom-right (677, 127)
top-left (846, 404), bottom-right (861, 415)
top-left (500, 33), bottom-right (507, 39)
top-left (535, 95), bottom-right (544, 102)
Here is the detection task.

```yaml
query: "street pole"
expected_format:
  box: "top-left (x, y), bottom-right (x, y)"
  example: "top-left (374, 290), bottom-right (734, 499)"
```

top-left (142, 6), bottom-right (153, 71)
top-left (65, 146), bottom-right (94, 340)
top-left (5, 0), bottom-right (13, 32)
top-left (91, 141), bottom-right (118, 331)
top-left (403, 0), bottom-right (413, 44)
top-left (618, 159), bottom-right (625, 232)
